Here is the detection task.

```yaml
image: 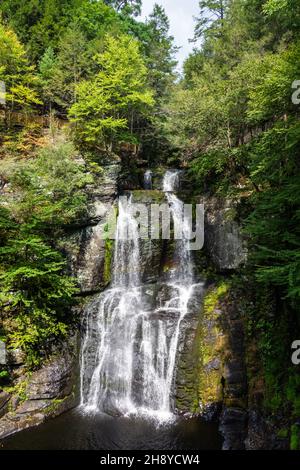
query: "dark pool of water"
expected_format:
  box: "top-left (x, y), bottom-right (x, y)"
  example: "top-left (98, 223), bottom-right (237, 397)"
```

top-left (0, 409), bottom-right (222, 450)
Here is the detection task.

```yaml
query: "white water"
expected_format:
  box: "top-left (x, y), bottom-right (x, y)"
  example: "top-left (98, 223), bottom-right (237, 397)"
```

top-left (144, 169), bottom-right (152, 189)
top-left (80, 171), bottom-right (198, 421)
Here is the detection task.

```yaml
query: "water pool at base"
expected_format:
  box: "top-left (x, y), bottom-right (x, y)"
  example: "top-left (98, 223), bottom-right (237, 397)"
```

top-left (0, 409), bottom-right (222, 450)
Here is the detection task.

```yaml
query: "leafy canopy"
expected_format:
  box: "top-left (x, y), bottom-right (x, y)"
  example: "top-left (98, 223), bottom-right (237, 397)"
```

top-left (69, 34), bottom-right (154, 150)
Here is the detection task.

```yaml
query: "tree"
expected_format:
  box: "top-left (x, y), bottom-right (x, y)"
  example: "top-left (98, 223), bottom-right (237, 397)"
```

top-left (39, 46), bottom-right (59, 118)
top-left (69, 34), bottom-right (154, 151)
top-left (143, 4), bottom-right (178, 98)
top-left (40, 26), bottom-right (91, 113)
top-left (0, 143), bottom-right (92, 366)
top-left (104, 0), bottom-right (142, 16)
top-left (0, 21), bottom-right (40, 116)
top-left (0, 0), bottom-right (81, 60)
top-left (183, 50), bottom-right (205, 86)
top-left (193, 0), bottom-right (229, 41)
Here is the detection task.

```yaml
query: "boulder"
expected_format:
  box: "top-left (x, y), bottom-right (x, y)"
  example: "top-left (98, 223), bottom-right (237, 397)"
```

top-left (7, 349), bottom-right (26, 366)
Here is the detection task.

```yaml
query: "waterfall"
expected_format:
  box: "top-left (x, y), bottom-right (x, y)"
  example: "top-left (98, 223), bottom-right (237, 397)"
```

top-left (144, 170), bottom-right (152, 190)
top-left (163, 170), bottom-right (193, 282)
top-left (80, 170), bottom-right (199, 421)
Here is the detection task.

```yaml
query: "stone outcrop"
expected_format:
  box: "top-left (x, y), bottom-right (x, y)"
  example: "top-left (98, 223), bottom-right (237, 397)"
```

top-left (58, 163), bottom-right (120, 294)
top-left (175, 281), bottom-right (248, 448)
top-left (175, 275), bottom-right (290, 450)
top-left (0, 336), bottom-right (78, 440)
top-left (199, 196), bottom-right (247, 272)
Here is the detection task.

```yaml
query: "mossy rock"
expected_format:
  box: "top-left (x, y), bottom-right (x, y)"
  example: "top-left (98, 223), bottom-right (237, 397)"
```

top-left (290, 424), bottom-right (300, 450)
top-left (130, 189), bottom-right (165, 204)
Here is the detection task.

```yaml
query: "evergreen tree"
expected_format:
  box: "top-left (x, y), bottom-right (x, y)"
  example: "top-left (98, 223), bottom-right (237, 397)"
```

top-left (0, 143), bottom-right (92, 366)
top-left (144, 4), bottom-right (178, 99)
top-left (0, 0), bottom-right (81, 60)
top-left (193, 0), bottom-right (229, 41)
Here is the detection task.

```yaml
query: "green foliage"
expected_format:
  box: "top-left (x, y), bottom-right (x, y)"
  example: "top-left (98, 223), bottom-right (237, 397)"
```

top-left (0, 0), bottom-right (82, 61)
top-left (3, 143), bottom-right (91, 228)
top-left (0, 21), bottom-right (41, 112)
top-left (204, 282), bottom-right (229, 316)
top-left (193, 0), bottom-right (228, 42)
top-left (0, 369), bottom-right (10, 385)
top-left (290, 424), bottom-right (300, 450)
top-left (245, 119), bottom-right (300, 304)
top-left (104, 238), bottom-right (114, 285)
top-left (69, 34), bottom-right (154, 150)
top-left (263, 0), bottom-right (300, 38)
top-left (0, 0), bottom-right (177, 165)
top-left (142, 4), bottom-right (177, 99)
top-left (0, 143), bottom-right (92, 366)
top-left (104, 0), bottom-right (142, 16)
top-left (4, 376), bottom-right (28, 403)
top-left (39, 26), bottom-right (93, 112)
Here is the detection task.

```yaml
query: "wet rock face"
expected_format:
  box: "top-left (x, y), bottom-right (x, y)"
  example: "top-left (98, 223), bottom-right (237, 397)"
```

top-left (246, 410), bottom-right (289, 450)
top-left (26, 356), bottom-right (75, 400)
top-left (200, 197), bottom-right (247, 271)
top-left (7, 349), bottom-right (26, 366)
top-left (130, 190), bottom-right (166, 284)
top-left (0, 336), bottom-right (78, 440)
top-left (0, 392), bottom-right (10, 419)
top-left (179, 282), bottom-right (249, 449)
top-left (220, 407), bottom-right (248, 450)
top-left (59, 163), bottom-right (120, 294)
top-left (175, 285), bottom-right (204, 414)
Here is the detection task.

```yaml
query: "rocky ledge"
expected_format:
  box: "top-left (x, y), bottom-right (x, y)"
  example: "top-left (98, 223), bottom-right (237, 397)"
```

top-left (0, 337), bottom-right (78, 440)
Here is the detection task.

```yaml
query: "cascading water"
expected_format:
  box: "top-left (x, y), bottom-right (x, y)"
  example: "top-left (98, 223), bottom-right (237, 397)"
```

top-left (144, 169), bottom-right (152, 189)
top-left (80, 170), bottom-right (201, 421)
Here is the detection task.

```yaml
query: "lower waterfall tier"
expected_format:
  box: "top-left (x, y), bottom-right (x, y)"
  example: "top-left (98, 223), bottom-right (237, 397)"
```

top-left (80, 280), bottom-right (203, 418)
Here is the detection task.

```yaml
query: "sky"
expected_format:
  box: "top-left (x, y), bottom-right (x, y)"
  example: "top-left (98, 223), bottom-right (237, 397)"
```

top-left (139, 0), bottom-right (199, 71)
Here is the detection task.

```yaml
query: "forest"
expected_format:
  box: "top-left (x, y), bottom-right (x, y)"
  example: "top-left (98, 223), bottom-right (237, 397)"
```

top-left (0, 0), bottom-right (300, 453)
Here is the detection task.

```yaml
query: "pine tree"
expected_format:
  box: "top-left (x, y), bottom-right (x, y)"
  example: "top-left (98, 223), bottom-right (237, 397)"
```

top-left (193, 0), bottom-right (228, 41)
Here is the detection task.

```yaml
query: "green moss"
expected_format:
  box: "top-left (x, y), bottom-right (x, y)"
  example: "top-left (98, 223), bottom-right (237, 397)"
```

top-left (103, 238), bottom-right (114, 285)
top-left (4, 375), bottom-right (30, 409)
top-left (290, 424), bottom-right (300, 450)
top-left (44, 396), bottom-right (68, 415)
top-left (131, 190), bottom-right (165, 203)
top-left (277, 428), bottom-right (288, 439)
top-left (203, 282), bottom-right (229, 316)
top-left (193, 282), bottom-right (230, 412)
top-left (224, 207), bottom-right (237, 222)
